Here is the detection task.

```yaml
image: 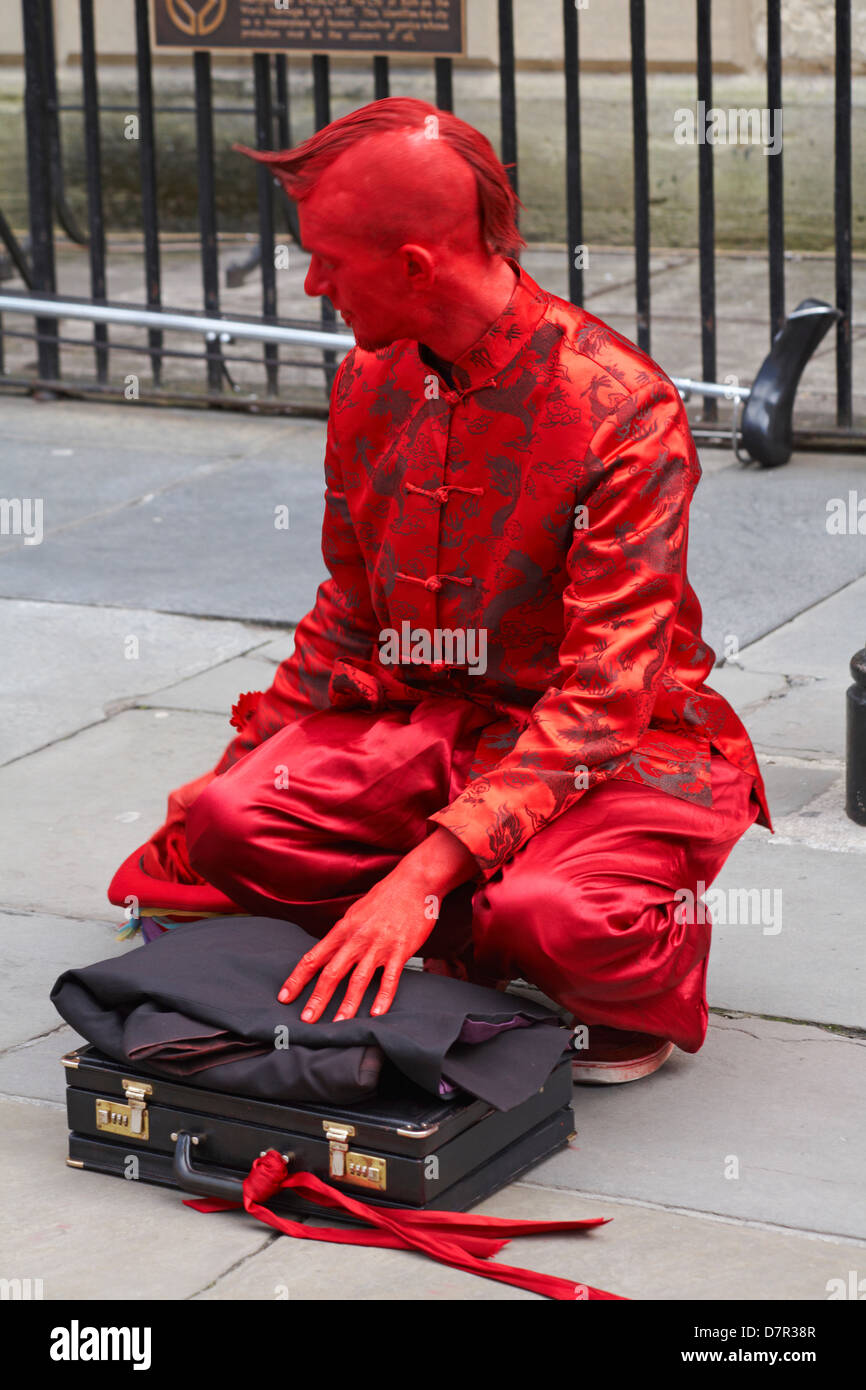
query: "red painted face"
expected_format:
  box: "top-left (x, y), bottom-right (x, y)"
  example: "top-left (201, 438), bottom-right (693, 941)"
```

top-left (299, 201), bottom-right (415, 352)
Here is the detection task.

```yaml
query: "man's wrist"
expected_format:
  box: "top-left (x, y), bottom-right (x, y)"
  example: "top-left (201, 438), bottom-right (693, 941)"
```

top-left (398, 826), bottom-right (480, 896)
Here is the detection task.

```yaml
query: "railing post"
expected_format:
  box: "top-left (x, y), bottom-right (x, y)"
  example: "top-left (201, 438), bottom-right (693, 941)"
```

top-left (193, 49), bottom-right (224, 395)
top-left (767, 0), bottom-right (785, 343)
top-left (253, 52), bottom-right (279, 396)
top-left (834, 0), bottom-right (853, 428)
top-left (435, 57), bottom-right (453, 112)
top-left (373, 55), bottom-right (390, 101)
top-left (696, 0), bottom-right (717, 424)
top-left (563, 0), bottom-right (584, 308)
top-left (629, 0), bottom-right (650, 354)
top-left (135, 0), bottom-right (164, 387)
top-left (79, 0), bottom-right (109, 384)
top-left (498, 0), bottom-right (518, 198)
top-left (21, 0), bottom-right (59, 383)
top-left (312, 53), bottom-right (337, 396)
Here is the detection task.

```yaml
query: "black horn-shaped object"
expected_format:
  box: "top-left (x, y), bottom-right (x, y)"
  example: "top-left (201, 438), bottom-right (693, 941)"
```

top-left (740, 299), bottom-right (843, 468)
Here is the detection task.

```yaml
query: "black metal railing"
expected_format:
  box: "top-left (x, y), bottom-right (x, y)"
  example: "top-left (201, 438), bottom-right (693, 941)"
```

top-left (0, 0), bottom-right (859, 441)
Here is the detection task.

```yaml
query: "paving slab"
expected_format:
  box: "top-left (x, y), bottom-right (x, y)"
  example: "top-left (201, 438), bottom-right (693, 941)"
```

top-left (686, 456), bottom-right (866, 654)
top-left (0, 1098), bottom-right (275, 1301)
top-left (139, 654), bottom-right (286, 714)
top-left (0, 1025), bottom-right (87, 1106)
top-left (0, 598), bottom-right (271, 764)
top-left (0, 394), bottom-right (296, 458)
top-left (0, 438), bottom-right (329, 623)
top-left (247, 630), bottom-right (296, 664)
top-left (765, 774), bottom-right (866, 855)
top-left (0, 912), bottom-right (129, 1051)
top-left (753, 758), bottom-right (842, 818)
top-left (705, 665), bottom-right (789, 713)
top-left (735, 573), bottom-right (866, 680)
top-left (705, 827), bottom-right (865, 1026)
top-left (193, 1181), bottom-right (863, 1302)
top-left (743, 677), bottom-right (848, 760)
top-left (0, 441), bottom-right (236, 555)
top-left (534, 1016), bottom-right (864, 1239)
top-left (0, 709), bottom-right (229, 919)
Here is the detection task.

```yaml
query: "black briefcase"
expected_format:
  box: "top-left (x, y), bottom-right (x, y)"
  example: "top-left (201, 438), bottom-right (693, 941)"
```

top-left (61, 1045), bottom-right (574, 1215)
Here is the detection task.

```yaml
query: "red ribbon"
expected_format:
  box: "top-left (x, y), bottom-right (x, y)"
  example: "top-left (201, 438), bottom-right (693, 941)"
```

top-left (185, 1150), bottom-right (625, 1300)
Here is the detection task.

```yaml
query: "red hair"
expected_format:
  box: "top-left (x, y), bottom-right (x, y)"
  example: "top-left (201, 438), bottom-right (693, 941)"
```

top-left (235, 97), bottom-right (525, 258)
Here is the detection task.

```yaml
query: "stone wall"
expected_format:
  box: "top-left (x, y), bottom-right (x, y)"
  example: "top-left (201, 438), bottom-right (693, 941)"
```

top-left (0, 1), bottom-right (863, 74)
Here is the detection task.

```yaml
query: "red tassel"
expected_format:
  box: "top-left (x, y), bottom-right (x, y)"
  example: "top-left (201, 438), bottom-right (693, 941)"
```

top-left (184, 1151), bottom-right (625, 1301)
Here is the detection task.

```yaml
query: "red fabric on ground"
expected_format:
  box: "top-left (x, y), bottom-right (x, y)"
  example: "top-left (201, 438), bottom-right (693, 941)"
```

top-left (185, 1150), bottom-right (623, 1300)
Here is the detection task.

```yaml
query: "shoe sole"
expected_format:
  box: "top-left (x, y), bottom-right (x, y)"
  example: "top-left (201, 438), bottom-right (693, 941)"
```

top-left (572, 1040), bottom-right (675, 1085)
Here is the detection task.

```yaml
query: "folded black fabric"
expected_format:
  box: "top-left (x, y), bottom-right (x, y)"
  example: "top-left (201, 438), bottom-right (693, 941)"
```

top-left (50, 916), bottom-right (569, 1110)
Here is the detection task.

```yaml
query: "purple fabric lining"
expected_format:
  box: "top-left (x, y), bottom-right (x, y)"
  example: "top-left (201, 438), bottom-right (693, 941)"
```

top-left (438, 1014), bottom-right (536, 1094)
top-left (457, 1014), bottom-right (535, 1044)
top-left (141, 918), bottom-right (168, 944)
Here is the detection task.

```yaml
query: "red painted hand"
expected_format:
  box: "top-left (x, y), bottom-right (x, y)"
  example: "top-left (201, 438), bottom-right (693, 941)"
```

top-left (277, 828), bottom-right (479, 1022)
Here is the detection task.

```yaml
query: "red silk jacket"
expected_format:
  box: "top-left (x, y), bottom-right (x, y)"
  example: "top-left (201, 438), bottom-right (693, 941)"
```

top-left (217, 260), bottom-right (773, 883)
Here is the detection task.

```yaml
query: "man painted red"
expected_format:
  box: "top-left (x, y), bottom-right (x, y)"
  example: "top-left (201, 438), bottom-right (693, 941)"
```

top-left (109, 98), bottom-right (773, 1083)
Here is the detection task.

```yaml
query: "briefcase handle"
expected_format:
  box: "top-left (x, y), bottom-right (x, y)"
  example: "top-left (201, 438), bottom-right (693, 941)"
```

top-left (171, 1130), bottom-right (295, 1203)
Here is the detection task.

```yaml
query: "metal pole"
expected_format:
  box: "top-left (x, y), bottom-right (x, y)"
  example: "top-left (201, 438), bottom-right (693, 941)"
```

top-left (253, 52), bottom-right (279, 395)
top-left (630, 0), bottom-right (650, 353)
top-left (193, 50), bottom-right (224, 393)
top-left (834, 0), bottom-right (853, 428)
top-left (696, 0), bottom-right (718, 423)
top-left (563, 0), bottom-right (584, 308)
top-left (767, 0), bottom-right (785, 343)
top-left (0, 294), bottom-right (355, 350)
top-left (435, 57), bottom-right (453, 112)
top-left (498, 0), bottom-right (518, 197)
top-left (21, 0), bottom-right (59, 382)
top-left (79, 0), bottom-right (109, 383)
top-left (134, 0), bottom-right (164, 386)
top-left (312, 53), bottom-right (337, 393)
top-left (373, 55), bottom-right (390, 100)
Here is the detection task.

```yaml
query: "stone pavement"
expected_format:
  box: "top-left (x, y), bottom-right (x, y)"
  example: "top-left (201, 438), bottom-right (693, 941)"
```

top-left (0, 391), bottom-right (864, 1302)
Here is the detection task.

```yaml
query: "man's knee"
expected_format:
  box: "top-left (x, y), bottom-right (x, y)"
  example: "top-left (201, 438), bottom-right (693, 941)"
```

top-left (475, 864), bottom-right (707, 997)
top-left (474, 869), bottom-right (568, 983)
top-left (186, 774), bottom-right (252, 882)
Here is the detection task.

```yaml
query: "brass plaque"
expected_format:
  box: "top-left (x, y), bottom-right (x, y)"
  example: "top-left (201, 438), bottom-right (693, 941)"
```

top-left (152, 0), bottom-right (465, 56)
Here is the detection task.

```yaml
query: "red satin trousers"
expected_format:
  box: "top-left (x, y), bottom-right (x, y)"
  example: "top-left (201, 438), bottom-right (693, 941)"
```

top-left (185, 697), bottom-right (761, 1053)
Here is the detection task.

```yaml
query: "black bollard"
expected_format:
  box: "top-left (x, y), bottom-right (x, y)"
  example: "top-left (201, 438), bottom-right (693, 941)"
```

top-left (845, 641), bottom-right (866, 825)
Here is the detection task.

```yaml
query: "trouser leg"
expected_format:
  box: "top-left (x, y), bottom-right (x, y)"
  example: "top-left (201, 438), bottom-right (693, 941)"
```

top-left (185, 697), bottom-right (490, 953)
top-left (469, 756), bottom-right (761, 1053)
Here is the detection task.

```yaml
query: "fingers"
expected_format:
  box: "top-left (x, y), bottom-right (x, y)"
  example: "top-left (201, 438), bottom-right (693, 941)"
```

top-left (370, 958), bottom-right (404, 1018)
top-left (297, 942), bottom-right (364, 1023)
top-left (333, 957), bottom-right (379, 1022)
top-left (278, 934), bottom-right (343, 1004)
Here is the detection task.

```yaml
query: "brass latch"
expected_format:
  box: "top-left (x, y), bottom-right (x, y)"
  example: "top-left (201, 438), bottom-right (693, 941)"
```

top-left (322, 1120), bottom-right (386, 1192)
top-left (95, 1080), bottom-right (152, 1140)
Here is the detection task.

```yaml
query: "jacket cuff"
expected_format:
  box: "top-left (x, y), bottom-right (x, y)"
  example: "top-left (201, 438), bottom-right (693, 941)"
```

top-left (426, 804), bottom-right (519, 884)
